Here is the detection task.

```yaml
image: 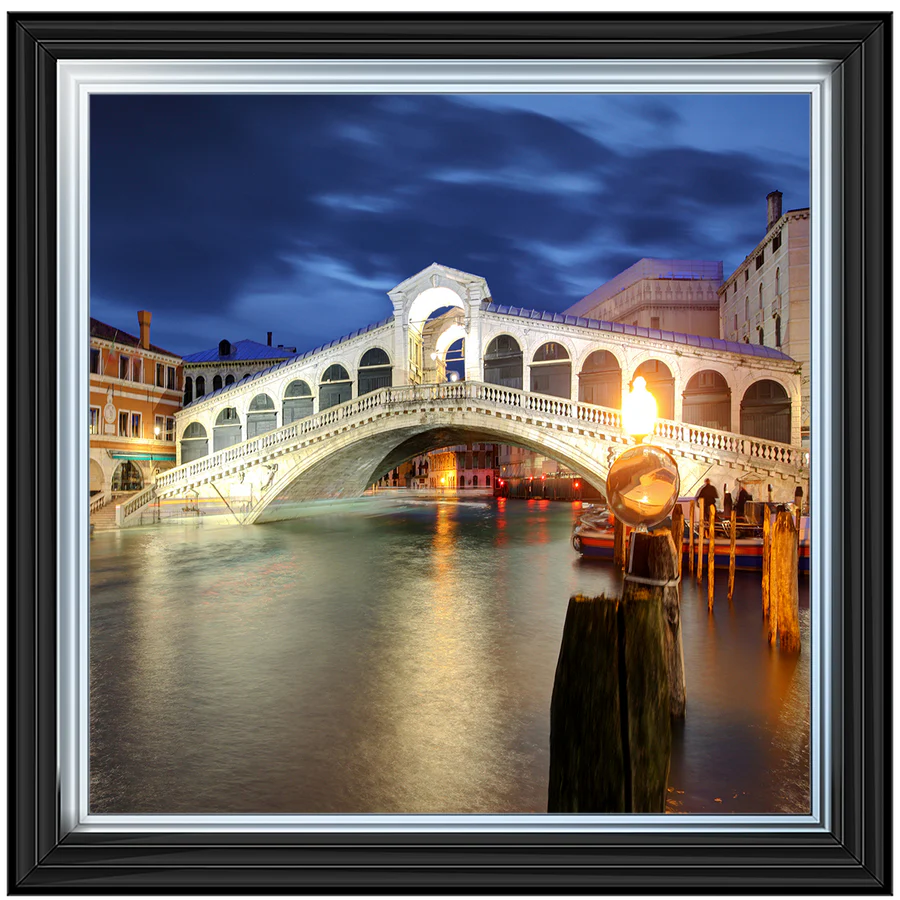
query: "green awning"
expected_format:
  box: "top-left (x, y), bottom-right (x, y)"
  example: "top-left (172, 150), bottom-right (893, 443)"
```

top-left (110, 453), bottom-right (175, 461)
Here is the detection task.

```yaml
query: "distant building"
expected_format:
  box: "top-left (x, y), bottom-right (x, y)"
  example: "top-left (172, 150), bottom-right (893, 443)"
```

top-left (90, 311), bottom-right (183, 498)
top-left (400, 444), bottom-right (499, 490)
top-left (182, 333), bottom-right (297, 404)
top-left (565, 258), bottom-right (724, 338)
top-left (717, 192), bottom-right (810, 442)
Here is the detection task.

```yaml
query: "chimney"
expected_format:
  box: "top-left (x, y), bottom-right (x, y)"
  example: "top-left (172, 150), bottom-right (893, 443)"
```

top-left (766, 190), bottom-right (783, 232)
top-left (267, 331), bottom-right (273, 347)
top-left (137, 310), bottom-right (152, 349)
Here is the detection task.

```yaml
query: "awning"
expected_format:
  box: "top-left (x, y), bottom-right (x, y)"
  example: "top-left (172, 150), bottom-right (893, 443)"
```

top-left (111, 453), bottom-right (175, 461)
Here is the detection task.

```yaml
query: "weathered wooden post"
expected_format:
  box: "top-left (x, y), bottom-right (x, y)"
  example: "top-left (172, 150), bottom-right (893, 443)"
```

top-left (547, 582), bottom-right (672, 812)
top-left (613, 517), bottom-right (627, 570)
top-left (771, 510), bottom-right (801, 652)
top-left (794, 486), bottom-right (803, 534)
top-left (707, 504), bottom-right (716, 611)
top-left (670, 504), bottom-right (684, 578)
top-left (696, 499), bottom-right (705, 582)
top-left (727, 508), bottom-right (737, 602)
top-left (687, 500), bottom-right (695, 574)
top-left (762, 507), bottom-right (771, 623)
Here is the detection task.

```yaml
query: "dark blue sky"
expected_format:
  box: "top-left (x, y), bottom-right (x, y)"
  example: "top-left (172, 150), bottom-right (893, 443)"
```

top-left (90, 93), bottom-right (809, 356)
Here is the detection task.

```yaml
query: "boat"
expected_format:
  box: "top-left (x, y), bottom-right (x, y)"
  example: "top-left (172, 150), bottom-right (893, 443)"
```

top-left (572, 501), bottom-right (810, 573)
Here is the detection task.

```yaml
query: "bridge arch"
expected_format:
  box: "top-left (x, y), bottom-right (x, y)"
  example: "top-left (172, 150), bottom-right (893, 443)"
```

top-left (577, 348), bottom-right (623, 408)
top-left (318, 363), bottom-right (352, 410)
top-left (406, 285), bottom-right (466, 325)
top-left (483, 333), bottom-right (524, 390)
top-left (682, 369), bottom-right (732, 431)
top-left (741, 379), bottom-right (792, 444)
top-left (180, 421), bottom-right (209, 463)
top-left (529, 340), bottom-right (573, 399)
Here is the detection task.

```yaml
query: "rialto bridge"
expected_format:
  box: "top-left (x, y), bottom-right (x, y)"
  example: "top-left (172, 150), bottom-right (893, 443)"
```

top-left (117, 263), bottom-right (807, 526)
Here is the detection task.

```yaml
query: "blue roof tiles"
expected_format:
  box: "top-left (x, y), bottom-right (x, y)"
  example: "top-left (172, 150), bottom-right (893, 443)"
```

top-left (183, 339), bottom-right (296, 364)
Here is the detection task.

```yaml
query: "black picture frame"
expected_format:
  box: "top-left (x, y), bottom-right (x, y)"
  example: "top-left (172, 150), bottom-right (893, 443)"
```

top-left (9, 13), bottom-right (890, 893)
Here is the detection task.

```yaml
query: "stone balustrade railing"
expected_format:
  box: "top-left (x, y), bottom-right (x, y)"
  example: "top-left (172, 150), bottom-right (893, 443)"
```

top-left (115, 485), bottom-right (157, 526)
top-left (89, 493), bottom-right (109, 515)
top-left (154, 380), bottom-right (807, 497)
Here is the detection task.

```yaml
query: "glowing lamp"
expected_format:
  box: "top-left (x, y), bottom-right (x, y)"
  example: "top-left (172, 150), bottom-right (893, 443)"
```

top-left (154, 425), bottom-right (161, 436)
top-left (622, 376), bottom-right (658, 443)
top-left (447, 370), bottom-right (460, 383)
top-left (574, 481), bottom-right (580, 489)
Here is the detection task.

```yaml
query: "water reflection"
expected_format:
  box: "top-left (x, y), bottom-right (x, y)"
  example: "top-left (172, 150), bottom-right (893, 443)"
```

top-left (90, 498), bottom-right (809, 815)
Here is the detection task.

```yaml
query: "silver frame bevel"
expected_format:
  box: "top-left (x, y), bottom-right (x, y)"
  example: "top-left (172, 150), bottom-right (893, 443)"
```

top-left (58, 58), bottom-right (838, 835)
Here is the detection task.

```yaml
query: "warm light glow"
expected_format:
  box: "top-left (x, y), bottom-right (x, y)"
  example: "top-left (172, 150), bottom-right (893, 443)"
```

top-left (440, 477), bottom-right (446, 484)
top-left (622, 376), bottom-right (658, 441)
top-left (574, 481), bottom-right (580, 489)
top-left (154, 426), bottom-right (161, 436)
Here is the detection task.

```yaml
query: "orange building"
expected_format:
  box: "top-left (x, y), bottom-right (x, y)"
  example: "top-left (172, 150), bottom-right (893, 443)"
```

top-left (89, 311), bottom-right (184, 501)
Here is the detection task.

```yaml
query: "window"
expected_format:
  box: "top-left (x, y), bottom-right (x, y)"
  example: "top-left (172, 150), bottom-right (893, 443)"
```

top-left (755, 252), bottom-right (764, 270)
top-left (650, 316), bottom-right (660, 330)
top-left (196, 376), bottom-right (206, 397)
top-left (131, 412), bottom-right (142, 438)
top-left (165, 417), bottom-right (175, 441)
top-left (155, 414), bottom-right (165, 439)
top-left (759, 284), bottom-right (764, 311)
top-left (775, 315), bottom-right (782, 347)
top-left (167, 366), bottom-right (176, 390)
top-left (132, 358), bottom-right (143, 383)
top-left (744, 270), bottom-right (749, 283)
top-left (213, 374), bottom-right (223, 392)
top-left (225, 374), bottom-right (235, 386)
top-left (775, 267), bottom-right (781, 294)
top-left (772, 232), bottom-right (782, 252)
top-left (758, 327), bottom-right (765, 346)
top-left (744, 297), bottom-right (749, 319)
top-left (119, 355), bottom-right (130, 380)
top-left (90, 348), bottom-right (100, 374)
top-left (118, 411), bottom-right (129, 436)
top-left (184, 377), bottom-right (193, 405)
top-left (733, 314), bottom-right (738, 331)
top-left (89, 407), bottom-right (100, 435)
top-left (156, 363), bottom-right (164, 387)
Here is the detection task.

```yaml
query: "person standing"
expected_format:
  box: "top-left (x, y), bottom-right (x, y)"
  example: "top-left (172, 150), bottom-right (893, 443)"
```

top-left (696, 478), bottom-right (719, 513)
top-left (735, 482), bottom-right (752, 518)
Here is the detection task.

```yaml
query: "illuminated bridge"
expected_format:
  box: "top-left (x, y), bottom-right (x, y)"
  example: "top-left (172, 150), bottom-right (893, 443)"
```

top-left (117, 264), bottom-right (807, 526)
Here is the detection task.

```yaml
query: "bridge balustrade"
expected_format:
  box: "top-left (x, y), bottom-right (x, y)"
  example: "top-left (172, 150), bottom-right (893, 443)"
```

top-left (158, 380), bottom-right (808, 499)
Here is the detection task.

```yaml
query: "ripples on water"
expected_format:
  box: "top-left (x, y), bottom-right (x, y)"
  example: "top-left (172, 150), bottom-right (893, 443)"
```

top-left (90, 497), bottom-right (810, 815)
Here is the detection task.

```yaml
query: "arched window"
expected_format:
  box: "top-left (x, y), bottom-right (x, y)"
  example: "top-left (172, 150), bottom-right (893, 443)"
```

top-left (472, 474), bottom-right (479, 487)
top-left (682, 370), bottom-right (731, 431)
top-left (246, 393), bottom-right (277, 438)
top-left (741, 380), bottom-right (791, 443)
top-left (213, 407), bottom-right (242, 451)
top-left (225, 374), bottom-right (235, 386)
top-left (283, 379), bottom-right (313, 424)
top-left (633, 359), bottom-right (675, 420)
top-left (180, 422), bottom-right (209, 463)
top-left (195, 376), bottom-right (206, 398)
top-left (484, 335), bottom-right (523, 390)
top-left (744, 297), bottom-right (749, 320)
top-left (319, 364), bottom-right (351, 411)
top-left (758, 326), bottom-right (765, 346)
top-left (775, 315), bottom-right (782, 348)
top-left (213, 374), bottom-right (223, 392)
top-left (111, 460), bottom-right (143, 492)
top-left (219, 339), bottom-right (232, 357)
top-left (184, 376), bottom-right (193, 405)
top-left (759, 284), bottom-right (764, 311)
top-left (358, 347), bottom-right (393, 395)
top-left (530, 342), bottom-right (571, 399)
top-left (578, 350), bottom-right (621, 408)
top-left (775, 267), bottom-right (781, 294)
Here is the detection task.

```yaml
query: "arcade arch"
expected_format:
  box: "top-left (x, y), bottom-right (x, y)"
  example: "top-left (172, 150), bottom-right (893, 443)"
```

top-left (213, 407), bottom-right (242, 452)
top-left (529, 341), bottom-right (571, 399)
top-left (319, 364), bottom-right (352, 411)
top-left (682, 370), bottom-right (731, 431)
top-left (633, 359), bottom-right (675, 420)
top-left (283, 379), bottom-right (313, 424)
top-left (578, 350), bottom-right (621, 408)
top-left (180, 422), bottom-right (209, 463)
top-left (484, 335), bottom-right (523, 390)
top-left (247, 393), bottom-right (277, 438)
top-left (111, 460), bottom-right (143, 492)
top-left (358, 347), bottom-right (393, 395)
top-left (741, 380), bottom-right (791, 444)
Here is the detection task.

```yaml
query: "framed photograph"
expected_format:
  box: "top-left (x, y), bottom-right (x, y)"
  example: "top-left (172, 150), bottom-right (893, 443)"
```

top-left (10, 13), bottom-right (889, 893)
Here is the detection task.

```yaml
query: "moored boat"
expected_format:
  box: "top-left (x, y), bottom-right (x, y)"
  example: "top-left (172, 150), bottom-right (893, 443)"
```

top-left (572, 501), bottom-right (810, 573)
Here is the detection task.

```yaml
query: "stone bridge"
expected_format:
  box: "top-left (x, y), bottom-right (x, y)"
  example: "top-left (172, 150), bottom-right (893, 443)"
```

top-left (118, 380), bottom-right (808, 527)
top-left (117, 262), bottom-right (808, 526)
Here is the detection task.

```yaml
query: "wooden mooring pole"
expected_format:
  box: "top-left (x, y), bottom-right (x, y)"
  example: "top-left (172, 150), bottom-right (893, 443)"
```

top-left (727, 508), bottom-right (737, 603)
top-left (707, 504), bottom-right (716, 612)
top-left (613, 517), bottom-right (627, 570)
top-left (670, 504), bottom-right (684, 579)
top-left (548, 530), bottom-right (679, 813)
top-left (696, 499), bottom-right (705, 582)
top-left (687, 500), bottom-right (695, 574)
top-left (771, 510), bottom-right (801, 653)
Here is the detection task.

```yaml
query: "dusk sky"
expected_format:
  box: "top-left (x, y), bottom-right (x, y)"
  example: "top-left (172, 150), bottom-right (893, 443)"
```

top-left (90, 93), bottom-right (809, 357)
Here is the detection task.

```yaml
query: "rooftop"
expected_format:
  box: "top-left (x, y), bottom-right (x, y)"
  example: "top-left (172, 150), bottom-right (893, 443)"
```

top-left (566, 258), bottom-right (724, 318)
top-left (90, 318), bottom-right (181, 360)
top-left (183, 339), bottom-right (298, 365)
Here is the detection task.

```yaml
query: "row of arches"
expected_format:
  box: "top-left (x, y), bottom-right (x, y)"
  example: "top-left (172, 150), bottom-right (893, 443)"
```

top-left (483, 337), bottom-right (791, 443)
top-left (184, 348), bottom-right (393, 406)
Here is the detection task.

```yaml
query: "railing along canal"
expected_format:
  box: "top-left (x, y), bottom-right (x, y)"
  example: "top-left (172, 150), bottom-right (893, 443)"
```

top-left (154, 380), bottom-right (808, 495)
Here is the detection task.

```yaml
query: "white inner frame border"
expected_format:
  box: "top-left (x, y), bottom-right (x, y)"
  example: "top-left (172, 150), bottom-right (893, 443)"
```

top-left (57, 58), bottom-right (837, 834)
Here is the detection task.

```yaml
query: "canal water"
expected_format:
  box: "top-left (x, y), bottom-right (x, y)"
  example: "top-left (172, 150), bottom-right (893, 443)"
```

top-left (90, 497), bottom-right (810, 816)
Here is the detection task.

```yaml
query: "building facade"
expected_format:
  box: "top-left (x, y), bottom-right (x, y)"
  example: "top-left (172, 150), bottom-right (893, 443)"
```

top-left (717, 192), bottom-right (810, 442)
top-left (90, 311), bottom-right (184, 498)
top-left (565, 258), bottom-right (724, 338)
top-left (182, 334), bottom-right (297, 405)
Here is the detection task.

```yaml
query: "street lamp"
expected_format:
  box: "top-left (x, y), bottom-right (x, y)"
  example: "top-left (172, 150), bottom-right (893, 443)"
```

top-left (621, 376), bottom-right (657, 444)
top-left (154, 425), bottom-right (161, 440)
